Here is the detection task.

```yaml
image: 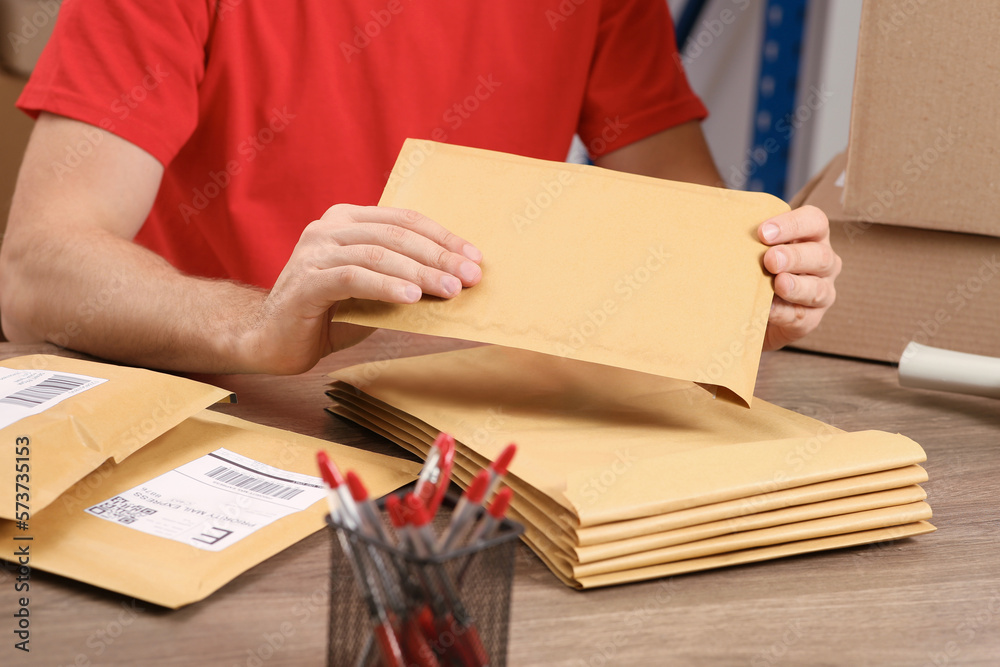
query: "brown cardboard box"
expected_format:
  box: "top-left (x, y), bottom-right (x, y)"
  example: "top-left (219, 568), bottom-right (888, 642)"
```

top-left (0, 71), bottom-right (33, 238)
top-left (842, 0), bottom-right (1000, 236)
top-left (791, 152), bottom-right (1000, 362)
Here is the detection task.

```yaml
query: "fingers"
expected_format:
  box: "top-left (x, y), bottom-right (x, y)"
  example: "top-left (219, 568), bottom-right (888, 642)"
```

top-left (309, 204), bottom-right (483, 301)
top-left (311, 264), bottom-right (424, 304)
top-left (317, 243), bottom-right (468, 299)
top-left (772, 270), bottom-right (837, 309)
top-left (332, 204), bottom-right (483, 262)
top-left (759, 206), bottom-right (840, 349)
top-left (764, 296), bottom-right (822, 350)
top-left (763, 241), bottom-right (842, 279)
top-left (758, 205), bottom-right (830, 246)
top-left (327, 222), bottom-right (482, 288)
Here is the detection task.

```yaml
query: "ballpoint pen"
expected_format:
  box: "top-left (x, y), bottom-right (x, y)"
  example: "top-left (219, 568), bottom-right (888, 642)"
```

top-left (387, 495), bottom-right (451, 664)
top-left (347, 470), bottom-right (393, 544)
top-left (465, 487), bottom-right (513, 548)
top-left (346, 470), bottom-right (407, 614)
top-left (456, 487), bottom-right (513, 589)
top-left (437, 469), bottom-right (489, 553)
top-left (317, 453), bottom-right (404, 667)
top-left (325, 444), bottom-right (517, 666)
top-left (317, 450), bottom-right (362, 529)
top-left (405, 493), bottom-right (489, 667)
top-left (484, 443), bottom-right (516, 500)
top-left (416, 432), bottom-right (456, 517)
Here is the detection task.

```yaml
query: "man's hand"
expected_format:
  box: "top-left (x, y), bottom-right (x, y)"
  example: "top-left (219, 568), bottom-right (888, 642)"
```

top-left (241, 204), bottom-right (483, 374)
top-left (758, 205), bottom-right (841, 350)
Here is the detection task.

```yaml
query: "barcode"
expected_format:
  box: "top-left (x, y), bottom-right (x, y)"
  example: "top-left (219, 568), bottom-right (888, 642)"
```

top-left (0, 374), bottom-right (91, 408)
top-left (205, 466), bottom-right (305, 500)
top-left (86, 496), bottom-right (157, 525)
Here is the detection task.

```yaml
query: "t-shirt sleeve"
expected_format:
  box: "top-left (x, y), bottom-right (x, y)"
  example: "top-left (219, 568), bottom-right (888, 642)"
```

top-left (578, 0), bottom-right (708, 158)
top-left (17, 0), bottom-right (213, 166)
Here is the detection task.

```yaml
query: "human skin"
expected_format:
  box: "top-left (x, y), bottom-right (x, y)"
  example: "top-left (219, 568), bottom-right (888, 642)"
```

top-left (0, 115), bottom-right (839, 372)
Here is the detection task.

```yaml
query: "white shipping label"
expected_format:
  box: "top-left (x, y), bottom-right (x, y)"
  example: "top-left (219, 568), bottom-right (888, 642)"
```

top-left (0, 368), bottom-right (108, 430)
top-left (85, 448), bottom-right (327, 551)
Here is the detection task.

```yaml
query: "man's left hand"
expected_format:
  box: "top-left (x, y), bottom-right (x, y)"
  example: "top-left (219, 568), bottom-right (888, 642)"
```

top-left (758, 205), bottom-right (842, 350)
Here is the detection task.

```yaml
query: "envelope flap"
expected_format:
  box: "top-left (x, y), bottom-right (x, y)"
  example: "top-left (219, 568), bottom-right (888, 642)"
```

top-left (0, 355), bottom-right (233, 519)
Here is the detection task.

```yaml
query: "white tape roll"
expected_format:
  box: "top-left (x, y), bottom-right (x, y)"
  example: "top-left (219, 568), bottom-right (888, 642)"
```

top-left (898, 342), bottom-right (1000, 399)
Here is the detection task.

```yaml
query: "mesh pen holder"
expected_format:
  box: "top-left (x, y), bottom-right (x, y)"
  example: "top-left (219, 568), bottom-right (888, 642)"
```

top-left (326, 494), bottom-right (523, 667)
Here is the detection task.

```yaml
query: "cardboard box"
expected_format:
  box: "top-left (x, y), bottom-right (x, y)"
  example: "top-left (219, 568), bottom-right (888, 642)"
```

top-left (1, 72), bottom-right (33, 233)
top-left (791, 152), bottom-right (1000, 362)
top-left (843, 0), bottom-right (1000, 236)
top-left (0, 0), bottom-right (60, 77)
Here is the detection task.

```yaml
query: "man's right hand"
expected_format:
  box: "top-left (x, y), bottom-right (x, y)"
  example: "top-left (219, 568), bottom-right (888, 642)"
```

top-left (0, 114), bottom-right (480, 374)
top-left (241, 204), bottom-right (482, 374)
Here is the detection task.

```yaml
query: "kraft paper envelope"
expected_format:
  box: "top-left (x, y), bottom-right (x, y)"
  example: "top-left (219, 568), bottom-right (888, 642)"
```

top-left (326, 405), bottom-right (932, 589)
top-left (327, 388), bottom-right (928, 551)
top-left (0, 355), bottom-right (233, 520)
top-left (332, 385), bottom-right (925, 531)
top-left (329, 388), bottom-right (934, 588)
top-left (559, 502), bottom-right (933, 578)
top-left (570, 486), bottom-right (928, 568)
top-left (572, 465), bottom-right (928, 546)
top-left (573, 522), bottom-right (936, 588)
top-left (333, 139), bottom-right (790, 405)
top-left (328, 346), bottom-right (927, 524)
top-left (329, 393), bottom-right (929, 561)
top-left (516, 502), bottom-right (931, 582)
top-left (0, 409), bottom-right (419, 608)
top-left (326, 346), bottom-right (933, 587)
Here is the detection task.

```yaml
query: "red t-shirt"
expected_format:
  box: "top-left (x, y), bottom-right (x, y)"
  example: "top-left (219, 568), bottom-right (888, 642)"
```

top-left (19, 0), bottom-right (707, 289)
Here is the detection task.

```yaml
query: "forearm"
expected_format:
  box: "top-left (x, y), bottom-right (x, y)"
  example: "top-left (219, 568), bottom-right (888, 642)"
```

top-left (0, 222), bottom-right (267, 373)
top-left (595, 120), bottom-right (724, 187)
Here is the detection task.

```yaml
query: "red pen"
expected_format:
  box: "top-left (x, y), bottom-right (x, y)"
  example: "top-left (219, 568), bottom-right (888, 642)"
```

top-left (465, 487), bottom-right (513, 547)
top-left (346, 470), bottom-right (408, 622)
top-left (387, 496), bottom-right (449, 614)
top-left (387, 495), bottom-right (448, 666)
top-left (485, 443), bottom-right (517, 500)
top-left (346, 470), bottom-right (392, 543)
top-left (415, 432), bottom-right (456, 517)
top-left (437, 470), bottom-right (490, 552)
top-left (317, 451), bottom-right (362, 530)
top-left (405, 494), bottom-right (489, 667)
top-left (316, 454), bottom-right (404, 667)
top-left (457, 487), bottom-right (514, 589)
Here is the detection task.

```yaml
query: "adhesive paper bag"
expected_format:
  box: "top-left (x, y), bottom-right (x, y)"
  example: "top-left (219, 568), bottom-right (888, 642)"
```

top-left (0, 409), bottom-right (419, 608)
top-left (326, 346), bottom-right (934, 588)
top-left (0, 355), bottom-right (233, 520)
top-left (333, 140), bottom-right (790, 405)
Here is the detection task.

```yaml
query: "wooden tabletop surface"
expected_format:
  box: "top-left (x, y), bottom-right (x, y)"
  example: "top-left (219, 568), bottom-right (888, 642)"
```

top-left (1, 332), bottom-right (998, 666)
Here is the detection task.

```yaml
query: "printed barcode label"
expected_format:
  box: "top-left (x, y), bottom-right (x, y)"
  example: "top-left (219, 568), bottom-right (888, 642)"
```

top-left (0, 374), bottom-right (92, 407)
top-left (0, 368), bottom-right (107, 431)
top-left (84, 448), bottom-right (327, 552)
top-left (204, 465), bottom-right (305, 500)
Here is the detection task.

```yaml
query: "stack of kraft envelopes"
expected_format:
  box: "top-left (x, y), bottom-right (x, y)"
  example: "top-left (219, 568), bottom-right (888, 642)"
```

top-left (323, 141), bottom-right (934, 588)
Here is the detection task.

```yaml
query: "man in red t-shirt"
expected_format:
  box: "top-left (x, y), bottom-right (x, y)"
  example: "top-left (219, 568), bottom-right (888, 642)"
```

top-left (0, 0), bottom-right (840, 374)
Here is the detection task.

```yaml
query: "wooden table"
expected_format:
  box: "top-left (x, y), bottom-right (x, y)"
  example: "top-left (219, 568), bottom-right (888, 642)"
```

top-left (2, 332), bottom-right (998, 666)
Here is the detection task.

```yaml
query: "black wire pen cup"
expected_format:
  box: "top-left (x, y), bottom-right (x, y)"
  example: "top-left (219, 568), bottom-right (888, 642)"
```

top-left (326, 492), bottom-right (524, 667)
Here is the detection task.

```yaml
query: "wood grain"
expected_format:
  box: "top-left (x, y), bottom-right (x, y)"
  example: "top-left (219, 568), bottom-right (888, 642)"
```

top-left (1, 334), bottom-right (998, 666)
